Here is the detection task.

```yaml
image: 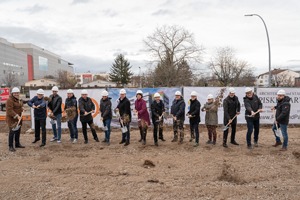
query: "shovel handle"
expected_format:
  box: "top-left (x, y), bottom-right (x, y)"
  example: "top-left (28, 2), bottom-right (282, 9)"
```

top-left (16, 111), bottom-right (24, 127)
top-left (225, 114), bottom-right (238, 126)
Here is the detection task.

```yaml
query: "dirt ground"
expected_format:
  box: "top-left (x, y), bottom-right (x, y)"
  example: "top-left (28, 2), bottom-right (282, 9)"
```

top-left (0, 121), bottom-right (299, 200)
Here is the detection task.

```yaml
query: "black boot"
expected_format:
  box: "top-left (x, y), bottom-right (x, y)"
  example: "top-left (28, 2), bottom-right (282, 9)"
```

top-left (9, 146), bottom-right (16, 152)
top-left (15, 144), bottom-right (25, 148)
top-left (138, 127), bottom-right (143, 142)
top-left (32, 138), bottom-right (40, 143)
top-left (171, 135), bottom-right (178, 142)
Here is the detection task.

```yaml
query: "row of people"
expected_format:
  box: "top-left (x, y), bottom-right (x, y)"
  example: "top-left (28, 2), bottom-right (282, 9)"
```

top-left (6, 87), bottom-right (290, 152)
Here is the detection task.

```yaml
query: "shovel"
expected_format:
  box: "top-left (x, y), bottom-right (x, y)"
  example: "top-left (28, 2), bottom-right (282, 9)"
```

top-left (120, 119), bottom-right (128, 133)
top-left (12, 112), bottom-right (24, 131)
top-left (273, 110), bottom-right (282, 137)
top-left (99, 119), bottom-right (108, 131)
top-left (83, 111), bottom-right (93, 116)
top-left (222, 114), bottom-right (237, 131)
top-left (245, 110), bottom-right (261, 118)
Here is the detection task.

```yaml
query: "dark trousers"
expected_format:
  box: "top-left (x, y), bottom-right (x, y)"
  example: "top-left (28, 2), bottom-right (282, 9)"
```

top-left (190, 122), bottom-right (199, 143)
top-left (68, 115), bottom-right (78, 139)
top-left (35, 119), bottom-right (46, 144)
top-left (121, 124), bottom-right (130, 142)
top-left (207, 125), bottom-right (217, 142)
top-left (153, 121), bottom-right (164, 142)
top-left (81, 120), bottom-right (98, 141)
top-left (173, 120), bottom-right (184, 139)
top-left (223, 122), bottom-right (237, 144)
top-left (8, 128), bottom-right (21, 147)
top-left (246, 118), bottom-right (260, 146)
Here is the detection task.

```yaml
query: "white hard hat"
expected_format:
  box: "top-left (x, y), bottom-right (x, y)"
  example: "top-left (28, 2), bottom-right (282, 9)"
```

top-left (119, 89), bottom-right (126, 94)
top-left (102, 90), bottom-right (109, 96)
top-left (245, 87), bottom-right (252, 93)
top-left (277, 89), bottom-right (286, 95)
top-left (154, 92), bottom-right (161, 98)
top-left (37, 89), bottom-right (45, 95)
top-left (190, 91), bottom-right (197, 96)
top-left (136, 90), bottom-right (143, 95)
top-left (228, 87), bottom-right (235, 93)
top-left (11, 87), bottom-right (20, 93)
top-left (207, 94), bottom-right (214, 99)
top-left (51, 86), bottom-right (59, 92)
top-left (175, 91), bottom-right (181, 96)
top-left (67, 89), bottom-right (74, 94)
top-left (81, 89), bottom-right (88, 95)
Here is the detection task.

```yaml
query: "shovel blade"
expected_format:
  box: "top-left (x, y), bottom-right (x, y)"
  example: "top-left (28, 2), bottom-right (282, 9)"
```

top-left (121, 126), bottom-right (128, 133)
top-left (275, 129), bottom-right (282, 137)
top-left (12, 125), bottom-right (21, 131)
top-left (222, 126), bottom-right (229, 131)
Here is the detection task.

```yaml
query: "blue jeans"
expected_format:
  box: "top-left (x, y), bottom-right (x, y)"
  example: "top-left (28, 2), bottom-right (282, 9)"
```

top-left (103, 118), bottom-right (111, 142)
top-left (190, 122), bottom-right (199, 143)
top-left (272, 123), bottom-right (288, 148)
top-left (52, 113), bottom-right (62, 140)
top-left (68, 115), bottom-right (78, 139)
top-left (246, 118), bottom-right (260, 146)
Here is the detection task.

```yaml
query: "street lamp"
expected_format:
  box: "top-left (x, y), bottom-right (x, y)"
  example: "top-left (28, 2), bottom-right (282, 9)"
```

top-left (245, 14), bottom-right (272, 87)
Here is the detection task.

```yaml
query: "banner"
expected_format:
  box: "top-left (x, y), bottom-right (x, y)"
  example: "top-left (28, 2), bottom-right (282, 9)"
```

top-left (29, 87), bottom-right (180, 129)
top-left (257, 88), bottom-right (300, 124)
top-left (183, 87), bottom-right (253, 124)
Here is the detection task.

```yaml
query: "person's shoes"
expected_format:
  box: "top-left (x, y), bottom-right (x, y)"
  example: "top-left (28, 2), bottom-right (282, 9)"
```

top-left (40, 143), bottom-right (46, 147)
top-left (15, 144), bottom-right (25, 148)
top-left (171, 137), bottom-right (178, 142)
top-left (154, 142), bottom-right (158, 146)
top-left (247, 145), bottom-right (253, 149)
top-left (189, 138), bottom-right (194, 142)
top-left (32, 139), bottom-right (40, 143)
top-left (212, 141), bottom-right (216, 145)
top-left (57, 140), bottom-right (62, 143)
top-left (206, 140), bottom-right (212, 144)
top-left (72, 139), bottom-right (78, 144)
top-left (142, 140), bottom-right (146, 145)
top-left (280, 147), bottom-right (287, 151)
top-left (193, 142), bottom-right (199, 147)
top-left (230, 141), bottom-right (239, 145)
top-left (159, 138), bottom-right (166, 142)
top-left (9, 147), bottom-right (16, 152)
top-left (107, 141), bottom-right (110, 146)
top-left (119, 140), bottom-right (125, 144)
top-left (124, 141), bottom-right (130, 146)
top-left (84, 140), bottom-right (88, 144)
top-left (138, 139), bottom-right (142, 142)
top-left (272, 141), bottom-right (282, 147)
top-left (50, 138), bottom-right (57, 142)
top-left (69, 138), bottom-right (74, 142)
top-left (223, 143), bottom-right (228, 148)
top-left (254, 142), bottom-right (258, 147)
top-left (178, 138), bottom-right (183, 144)
top-left (102, 139), bottom-right (107, 143)
top-left (94, 138), bottom-right (100, 142)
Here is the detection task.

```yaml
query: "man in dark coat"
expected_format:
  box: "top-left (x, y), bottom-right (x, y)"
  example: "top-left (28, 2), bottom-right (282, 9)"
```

top-left (64, 89), bottom-right (78, 143)
top-left (187, 91), bottom-right (201, 147)
top-left (115, 89), bottom-right (132, 146)
top-left (171, 91), bottom-right (186, 144)
top-left (100, 90), bottom-right (112, 145)
top-left (78, 89), bottom-right (99, 144)
top-left (271, 89), bottom-right (291, 151)
top-left (223, 87), bottom-right (241, 148)
top-left (151, 92), bottom-right (166, 146)
top-left (28, 89), bottom-right (47, 147)
top-left (243, 87), bottom-right (263, 149)
top-left (48, 86), bottom-right (62, 143)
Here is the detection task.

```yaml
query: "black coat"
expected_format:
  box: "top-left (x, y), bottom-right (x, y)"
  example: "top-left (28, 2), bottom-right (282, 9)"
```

top-left (78, 97), bottom-right (95, 122)
top-left (65, 96), bottom-right (77, 110)
top-left (116, 97), bottom-right (132, 122)
top-left (171, 97), bottom-right (186, 121)
top-left (151, 100), bottom-right (165, 123)
top-left (187, 99), bottom-right (201, 124)
top-left (223, 95), bottom-right (240, 124)
top-left (243, 94), bottom-right (262, 120)
top-left (27, 96), bottom-right (47, 120)
top-left (100, 98), bottom-right (112, 121)
top-left (48, 94), bottom-right (62, 115)
top-left (275, 96), bottom-right (291, 125)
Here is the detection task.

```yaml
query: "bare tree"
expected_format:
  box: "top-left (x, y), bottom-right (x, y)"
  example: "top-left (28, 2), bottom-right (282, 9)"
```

top-left (2, 73), bottom-right (19, 87)
top-left (144, 25), bottom-right (203, 86)
top-left (209, 47), bottom-right (255, 86)
top-left (56, 70), bottom-right (77, 89)
top-left (274, 73), bottom-right (294, 87)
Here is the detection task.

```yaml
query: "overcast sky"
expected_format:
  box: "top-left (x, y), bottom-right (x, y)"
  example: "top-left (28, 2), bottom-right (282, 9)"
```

top-left (0, 0), bottom-right (299, 75)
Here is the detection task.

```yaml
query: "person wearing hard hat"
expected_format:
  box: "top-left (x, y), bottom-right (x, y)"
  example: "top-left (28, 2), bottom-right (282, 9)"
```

top-left (78, 89), bottom-right (99, 144)
top-left (100, 90), bottom-right (112, 145)
top-left (271, 89), bottom-right (291, 151)
top-left (6, 87), bottom-right (26, 152)
top-left (222, 87), bottom-right (241, 148)
top-left (201, 94), bottom-right (218, 145)
top-left (48, 86), bottom-right (63, 143)
top-left (64, 89), bottom-right (78, 144)
top-left (186, 91), bottom-right (201, 147)
top-left (115, 89), bottom-right (131, 146)
top-left (134, 90), bottom-right (151, 145)
top-left (28, 89), bottom-right (47, 147)
top-left (151, 92), bottom-right (166, 146)
top-left (243, 87), bottom-right (263, 149)
top-left (170, 91), bottom-right (186, 144)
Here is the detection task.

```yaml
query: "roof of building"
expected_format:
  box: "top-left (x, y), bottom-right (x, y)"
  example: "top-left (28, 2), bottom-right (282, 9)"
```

top-left (258, 69), bottom-right (287, 77)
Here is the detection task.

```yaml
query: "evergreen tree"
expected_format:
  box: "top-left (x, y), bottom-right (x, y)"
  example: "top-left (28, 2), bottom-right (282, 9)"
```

top-left (109, 54), bottom-right (133, 87)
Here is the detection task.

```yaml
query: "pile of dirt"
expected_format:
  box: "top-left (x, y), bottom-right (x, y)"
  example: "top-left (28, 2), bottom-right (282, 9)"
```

top-left (217, 160), bottom-right (246, 185)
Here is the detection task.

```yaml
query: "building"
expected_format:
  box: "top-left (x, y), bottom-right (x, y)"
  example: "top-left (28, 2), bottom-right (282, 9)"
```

top-left (25, 79), bottom-right (58, 87)
top-left (75, 72), bottom-right (109, 84)
top-left (0, 37), bottom-right (73, 86)
top-left (81, 80), bottom-right (117, 88)
top-left (257, 69), bottom-right (300, 87)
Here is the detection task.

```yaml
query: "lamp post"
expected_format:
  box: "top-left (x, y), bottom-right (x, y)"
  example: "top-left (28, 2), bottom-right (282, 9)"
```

top-left (138, 66), bottom-right (142, 88)
top-left (245, 14), bottom-right (272, 87)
